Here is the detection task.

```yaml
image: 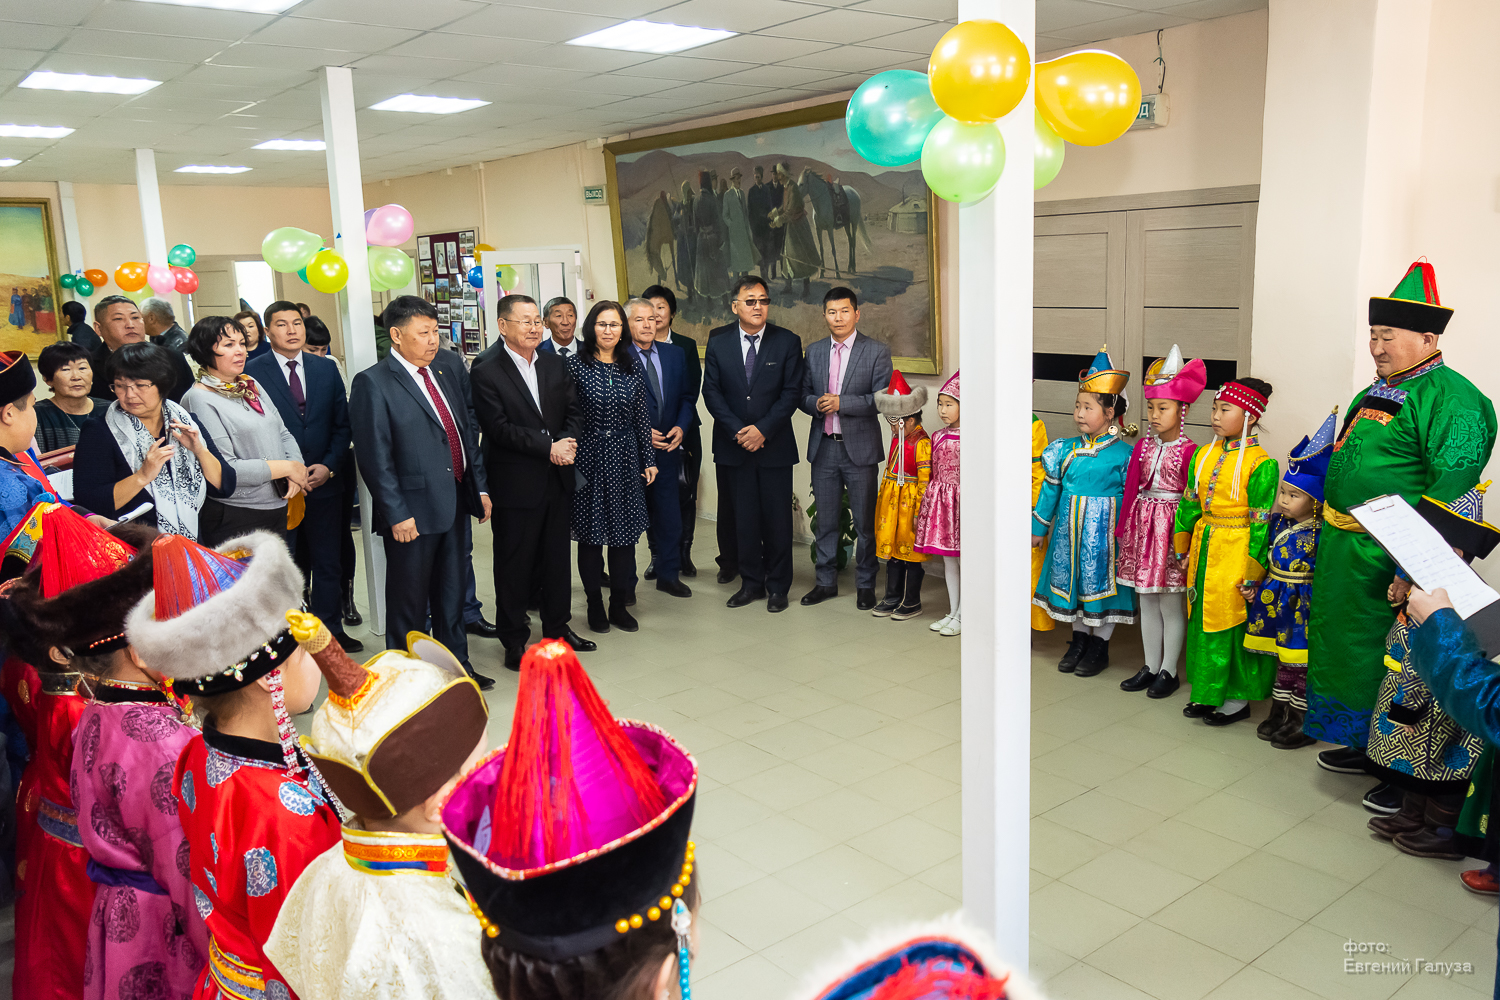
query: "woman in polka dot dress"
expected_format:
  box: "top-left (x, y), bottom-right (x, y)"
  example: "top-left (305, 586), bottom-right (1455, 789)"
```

top-left (568, 301), bottom-right (658, 634)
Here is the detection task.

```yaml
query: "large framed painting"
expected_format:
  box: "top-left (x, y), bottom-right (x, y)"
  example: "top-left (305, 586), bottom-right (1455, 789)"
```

top-left (605, 101), bottom-right (941, 373)
top-left (0, 199), bottom-right (62, 357)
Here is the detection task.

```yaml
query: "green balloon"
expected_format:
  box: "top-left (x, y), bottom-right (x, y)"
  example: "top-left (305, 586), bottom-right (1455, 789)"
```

top-left (124, 285), bottom-right (151, 304)
top-left (59, 272), bottom-right (76, 289)
top-left (262, 227), bottom-right (323, 273)
top-left (368, 246), bottom-right (414, 290)
top-left (1034, 109), bottom-right (1066, 190)
top-left (921, 117), bottom-right (1006, 203)
top-left (167, 243), bottom-right (196, 267)
top-left (74, 279), bottom-right (94, 297)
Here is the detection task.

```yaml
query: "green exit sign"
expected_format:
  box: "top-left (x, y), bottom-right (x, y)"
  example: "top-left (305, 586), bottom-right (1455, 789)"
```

top-left (583, 185), bottom-right (606, 204)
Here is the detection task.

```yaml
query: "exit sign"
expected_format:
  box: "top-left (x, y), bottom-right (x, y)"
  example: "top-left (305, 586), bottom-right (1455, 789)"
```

top-left (583, 185), bottom-right (606, 204)
top-left (1130, 93), bottom-right (1169, 130)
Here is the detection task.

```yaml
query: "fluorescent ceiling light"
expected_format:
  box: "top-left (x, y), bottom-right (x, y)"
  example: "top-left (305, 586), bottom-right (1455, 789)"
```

top-left (20, 70), bottom-right (160, 95)
top-left (0, 159), bottom-right (20, 168)
top-left (0, 124), bottom-right (73, 138)
top-left (566, 20), bottom-right (735, 54)
top-left (123, 0), bottom-right (302, 13)
top-left (369, 94), bottom-right (490, 115)
top-left (175, 164), bottom-right (251, 174)
top-left (253, 139), bottom-right (325, 151)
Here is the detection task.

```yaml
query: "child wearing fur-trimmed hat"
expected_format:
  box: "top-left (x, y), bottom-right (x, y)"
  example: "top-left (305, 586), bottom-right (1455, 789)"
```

top-left (871, 371), bottom-right (930, 621)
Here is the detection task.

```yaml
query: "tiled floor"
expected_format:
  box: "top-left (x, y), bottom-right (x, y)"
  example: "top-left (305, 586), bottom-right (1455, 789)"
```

top-left (1, 519), bottom-right (1494, 1000)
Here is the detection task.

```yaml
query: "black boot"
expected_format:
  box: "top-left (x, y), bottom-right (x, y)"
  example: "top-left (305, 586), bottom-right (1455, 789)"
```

top-left (890, 562), bottom-right (925, 621)
top-left (586, 592), bottom-right (610, 634)
top-left (1258, 700), bottom-right (1289, 741)
top-left (1073, 635), bottom-right (1111, 677)
top-left (681, 541), bottom-right (696, 578)
top-left (1058, 632), bottom-right (1088, 673)
top-left (872, 561), bottom-right (905, 617)
top-left (1369, 791), bottom-right (1427, 840)
top-left (341, 579), bottom-right (362, 627)
top-left (609, 596), bottom-right (639, 633)
top-left (1270, 705), bottom-right (1317, 749)
top-left (1393, 794), bottom-right (1465, 859)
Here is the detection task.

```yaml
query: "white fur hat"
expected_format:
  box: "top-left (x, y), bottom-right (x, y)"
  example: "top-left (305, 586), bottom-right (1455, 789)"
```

top-left (875, 370), bottom-right (928, 418)
top-left (125, 530), bottom-right (305, 694)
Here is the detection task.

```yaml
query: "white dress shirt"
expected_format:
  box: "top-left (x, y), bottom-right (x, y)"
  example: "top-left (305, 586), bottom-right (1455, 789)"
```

top-left (504, 343), bottom-right (543, 411)
top-left (271, 349), bottom-right (304, 391)
top-left (392, 350), bottom-right (468, 475)
top-left (544, 337), bottom-right (578, 361)
top-left (738, 324), bottom-right (767, 365)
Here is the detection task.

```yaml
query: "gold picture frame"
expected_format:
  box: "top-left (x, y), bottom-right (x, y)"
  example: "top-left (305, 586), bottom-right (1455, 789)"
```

top-left (0, 198), bottom-right (65, 358)
top-left (604, 100), bottom-right (941, 374)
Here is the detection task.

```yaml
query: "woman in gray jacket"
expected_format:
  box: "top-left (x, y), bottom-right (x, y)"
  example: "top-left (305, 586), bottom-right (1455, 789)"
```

top-left (184, 315), bottom-right (308, 545)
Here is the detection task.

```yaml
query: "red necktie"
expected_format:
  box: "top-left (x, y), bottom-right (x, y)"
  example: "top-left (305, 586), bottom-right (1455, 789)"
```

top-left (418, 366), bottom-right (464, 481)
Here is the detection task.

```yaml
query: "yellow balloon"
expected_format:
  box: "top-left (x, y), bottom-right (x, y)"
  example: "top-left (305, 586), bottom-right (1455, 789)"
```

top-left (928, 19), bottom-right (1030, 124)
top-left (1034, 50), bottom-right (1142, 147)
top-left (306, 249), bottom-right (349, 294)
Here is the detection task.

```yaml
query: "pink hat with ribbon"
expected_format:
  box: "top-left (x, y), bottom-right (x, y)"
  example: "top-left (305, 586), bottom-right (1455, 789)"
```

top-left (937, 370), bottom-right (959, 401)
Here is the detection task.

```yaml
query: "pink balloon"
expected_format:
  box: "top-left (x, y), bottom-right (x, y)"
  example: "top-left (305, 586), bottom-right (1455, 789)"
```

top-left (366, 204), bottom-right (414, 247)
top-left (146, 263), bottom-right (175, 294)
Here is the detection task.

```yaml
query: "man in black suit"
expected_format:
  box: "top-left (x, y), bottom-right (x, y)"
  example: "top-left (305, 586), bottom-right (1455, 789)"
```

top-left (470, 293), bottom-right (593, 670)
top-left (247, 300), bottom-right (359, 652)
top-left (702, 274), bottom-right (805, 612)
top-left (350, 296), bottom-right (494, 689)
top-left (87, 295), bottom-right (193, 402)
top-left (643, 284), bottom-right (702, 577)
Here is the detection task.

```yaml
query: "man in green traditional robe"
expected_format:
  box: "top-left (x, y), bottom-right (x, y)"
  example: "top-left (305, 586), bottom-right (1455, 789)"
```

top-left (1305, 261), bottom-right (1497, 764)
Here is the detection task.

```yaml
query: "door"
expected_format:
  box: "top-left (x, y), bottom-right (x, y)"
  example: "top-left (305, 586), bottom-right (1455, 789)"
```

top-left (478, 246), bottom-right (585, 352)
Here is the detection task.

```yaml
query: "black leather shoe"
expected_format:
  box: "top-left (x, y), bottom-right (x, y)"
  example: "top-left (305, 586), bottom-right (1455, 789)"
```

top-left (545, 625), bottom-right (597, 653)
top-left (1119, 666), bottom-right (1156, 692)
top-left (644, 560), bottom-right (657, 581)
top-left (656, 579), bottom-right (692, 598)
top-left (331, 630), bottom-right (364, 654)
top-left (503, 644), bottom-right (524, 672)
top-left (1073, 635), bottom-right (1110, 678)
top-left (464, 664), bottom-right (496, 692)
top-left (1147, 671), bottom-right (1181, 699)
top-left (1057, 633), bottom-right (1088, 673)
top-left (800, 584), bottom-right (838, 606)
top-left (1318, 746), bottom-right (1369, 774)
top-left (681, 550), bottom-right (697, 577)
top-left (727, 586), bottom-right (767, 608)
top-left (609, 600), bottom-right (639, 632)
top-left (717, 568), bottom-right (738, 585)
top-left (856, 588), bottom-right (876, 611)
top-left (1363, 781), bottom-right (1402, 815)
top-left (465, 617), bottom-right (498, 639)
top-left (767, 593), bottom-right (788, 613)
top-left (341, 579), bottom-right (362, 627)
top-left (1182, 702), bottom-right (1215, 718)
top-left (1204, 705), bottom-right (1252, 726)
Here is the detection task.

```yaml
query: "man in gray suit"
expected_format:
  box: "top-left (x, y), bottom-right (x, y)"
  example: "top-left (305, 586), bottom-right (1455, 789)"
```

top-left (799, 286), bottom-right (892, 609)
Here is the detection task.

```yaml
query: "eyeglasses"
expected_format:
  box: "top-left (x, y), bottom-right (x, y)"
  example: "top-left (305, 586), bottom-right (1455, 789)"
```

top-left (111, 381), bottom-right (156, 396)
top-left (737, 297), bottom-right (770, 307)
top-left (503, 317), bottom-right (544, 329)
top-left (594, 321), bottom-right (623, 332)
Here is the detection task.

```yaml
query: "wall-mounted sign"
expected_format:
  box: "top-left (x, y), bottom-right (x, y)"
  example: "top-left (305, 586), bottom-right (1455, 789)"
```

top-left (583, 185), bottom-right (606, 204)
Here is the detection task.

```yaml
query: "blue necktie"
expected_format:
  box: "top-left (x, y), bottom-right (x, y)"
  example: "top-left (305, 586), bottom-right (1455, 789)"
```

top-left (744, 334), bottom-right (758, 386)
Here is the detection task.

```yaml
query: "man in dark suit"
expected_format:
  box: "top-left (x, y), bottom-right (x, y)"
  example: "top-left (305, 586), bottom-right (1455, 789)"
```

top-left (799, 286), bottom-right (893, 610)
top-left (702, 274), bottom-right (804, 612)
top-left (88, 295), bottom-right (193, 402)
top-left (643, 284), bottom-right (702, 577)
top-left (470, 293), bottom-right (593, 670)
top-left (350, 295), bottom-right (494, 689)
top-left (140, 297), bottom-right (187, 352)
top-left (625, 297), bottom-right (694, 599)
top-left (247, 299), bottom-right (360, 652)
top-left (536, 297), bottom-right (581, 361)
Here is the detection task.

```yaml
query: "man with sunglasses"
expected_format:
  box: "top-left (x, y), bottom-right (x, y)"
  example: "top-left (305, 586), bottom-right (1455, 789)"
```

top-left (702, 275), bottom-right (805, 612)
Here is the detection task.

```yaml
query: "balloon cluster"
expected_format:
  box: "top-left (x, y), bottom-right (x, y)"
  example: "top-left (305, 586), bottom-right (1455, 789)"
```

top-left (59, 244), bottom-right (199, 300)
top-left (465, 263), bottom-right (518, 291)
top-left (845, 20), bottom-right (1142, 201)
top-left (262, 204), bottom-right (416, 294)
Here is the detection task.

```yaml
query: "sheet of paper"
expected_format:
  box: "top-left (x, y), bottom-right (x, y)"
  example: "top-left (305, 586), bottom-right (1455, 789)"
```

top-left (1350, 495), bottom-right (1500, 619)
top-left (47, 468), bottom-right (72, 501)
top-left (117, 502), bottom-right (154, 523)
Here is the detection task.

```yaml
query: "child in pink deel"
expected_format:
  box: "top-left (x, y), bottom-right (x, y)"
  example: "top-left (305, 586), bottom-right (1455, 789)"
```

top-left (915, 370), bottom-right (960, 636)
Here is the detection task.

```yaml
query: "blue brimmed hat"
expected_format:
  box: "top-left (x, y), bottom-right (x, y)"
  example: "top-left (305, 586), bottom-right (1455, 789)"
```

top-left (1284, 408), bottom-right (1338, 502)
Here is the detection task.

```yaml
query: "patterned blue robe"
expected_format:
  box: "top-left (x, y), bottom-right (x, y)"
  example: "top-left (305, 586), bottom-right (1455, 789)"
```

top-left (1032, 432), bottom-right (1137, 626)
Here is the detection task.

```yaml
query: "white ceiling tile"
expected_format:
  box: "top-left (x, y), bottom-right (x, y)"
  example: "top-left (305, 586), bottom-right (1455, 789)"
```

top-left (285, 0), bottom-right (485, 31)
top-left (239, 92), bottom-right (324, 117)
top-left (500, 41), bottom-right (657, 73)
top-left (648, 0), bottom-right (819, 33)
top-left (778, 44), bottom-right (910, 73)
top-left (449, 63), bottom-right (592, 90)
top-left (0, 0), bottom-right (105, 28)
top-left (680, 33), bottom-right (834, 63)
top-left (709, 63), bottom-right (847, 89)
top-left (854, 0), bottom-right (956, 19)
top-left (56, 27), bottom-right (230, 62)
top-left (440, 4), bottom-right (618, 43)
top-left (248, 17), bottom-right (423, 52)
top-left (386, 31), bottom-right (509, 63)
top-left (1160, 0), bottom-right (1267, 17)
top-left (611, 54), bottom-right (757, 82)
top-left (0, 20), bottom-right (73, 48)
top-left (0, 49), bottom-right (48, 72)
top-left (210, 42), bottom-right (368, 70)
top-left (80, 4), bottom-right (274, 39)
top-left (350, 53), bottom-right (487, 79)
top-left (863, 20), bottom-right (950, 54)
top-left (1047, 9), bottom-right (1192, 42)
top-left (178, 64), bottom-right (317, 88)
top-left (1037, 0), bottom-right (1141, 33)
top-left (763, 8), bottom-right (932, 43)
top-left (31, 51), bottom-right (198, 78)
top-left (0, 89), bottom-right (133, 115)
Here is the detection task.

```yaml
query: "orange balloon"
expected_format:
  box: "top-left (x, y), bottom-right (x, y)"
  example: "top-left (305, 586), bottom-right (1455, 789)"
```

top-left (1034, 50), bottom-right (1142, 147)
top-left (83, 268), bottom-right (108, 288)
top-left (928, 19), bottom-right (1030, 124)
top-left (114, 262), bottom-right (149, 292)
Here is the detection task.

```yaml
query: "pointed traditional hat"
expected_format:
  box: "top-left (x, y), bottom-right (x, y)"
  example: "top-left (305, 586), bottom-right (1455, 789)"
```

top-left (1283, 408), bottom-right (1338, 503)
top-left (875, 370), bottom-right (928, 417)
top-left (1418, 481), bottom-right (1500, 561)
top-left (1078, 346), bottom-right (1129, 395)
top-left (1370, 259), bottom-right (1453, 334)
top-left (937, 370), bottom-right (959, 402)
top-left (1142, 345), bottom-right (1207, 405)
top-left (293, 611), bottom-right (489, 820)
top-left (443, 640), bottom-right (697, 961)
top-left (126, 531), bottom-right (304, 695)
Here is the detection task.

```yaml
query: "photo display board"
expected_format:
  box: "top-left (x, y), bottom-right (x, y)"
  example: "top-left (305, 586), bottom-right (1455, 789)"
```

top-left (417, 228), bottom-right (481, 354)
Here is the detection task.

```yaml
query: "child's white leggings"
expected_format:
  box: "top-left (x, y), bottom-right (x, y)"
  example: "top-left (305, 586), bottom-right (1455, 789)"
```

top-left (1137, 592), bottom-right (1186, 677)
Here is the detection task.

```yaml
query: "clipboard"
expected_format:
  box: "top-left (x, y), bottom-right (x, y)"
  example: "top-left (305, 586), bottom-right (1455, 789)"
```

top-left (1350, 494), bottom-right (1500, 656)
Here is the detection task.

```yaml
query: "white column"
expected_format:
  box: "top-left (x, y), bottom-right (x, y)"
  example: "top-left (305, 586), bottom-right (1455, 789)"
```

top-left (56, 181), bottom-right (84, 278)
top-left (134, 149), bottom-right (169, 266)
top-left (958, 0), bottom-right (1033, 964)
top-left (320, 65), bottom-right (386, 634)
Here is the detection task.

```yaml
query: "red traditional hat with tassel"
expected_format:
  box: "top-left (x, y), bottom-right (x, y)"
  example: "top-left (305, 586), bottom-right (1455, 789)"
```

top-left (875, 370), bottom-right (928, 418)
top-left (443, 640), bottom-right (697, 961)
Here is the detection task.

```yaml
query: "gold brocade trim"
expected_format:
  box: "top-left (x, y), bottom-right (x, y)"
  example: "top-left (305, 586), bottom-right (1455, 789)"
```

top-left (1202, 513), bottom-right (1252, 528)
top-left (1269, 569), bottom-right (1315, 584)
top-left (1324, 507), bottom-right (1366, 533)
top-left (208, 938), bottom-right (266, 1000)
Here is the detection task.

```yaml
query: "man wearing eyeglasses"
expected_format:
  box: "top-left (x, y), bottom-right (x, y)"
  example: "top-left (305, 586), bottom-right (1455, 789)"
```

top-left (470, 293), bottom-right (591, 670)
top-left (702, 275), bottom-right (805, 612)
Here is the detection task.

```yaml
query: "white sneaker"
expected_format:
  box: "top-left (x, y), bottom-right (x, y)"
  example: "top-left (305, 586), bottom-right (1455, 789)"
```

top-left (929, 614), bottom-right (953, 632)
top-left (940, 615), bottom-right (961, 637)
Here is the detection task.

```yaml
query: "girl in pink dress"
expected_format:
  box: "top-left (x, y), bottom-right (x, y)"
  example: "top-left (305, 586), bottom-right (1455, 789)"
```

top-left (1116, 346), bottom-right (1206, 697)
top-left (915, 371), bottom-right (960, 636)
